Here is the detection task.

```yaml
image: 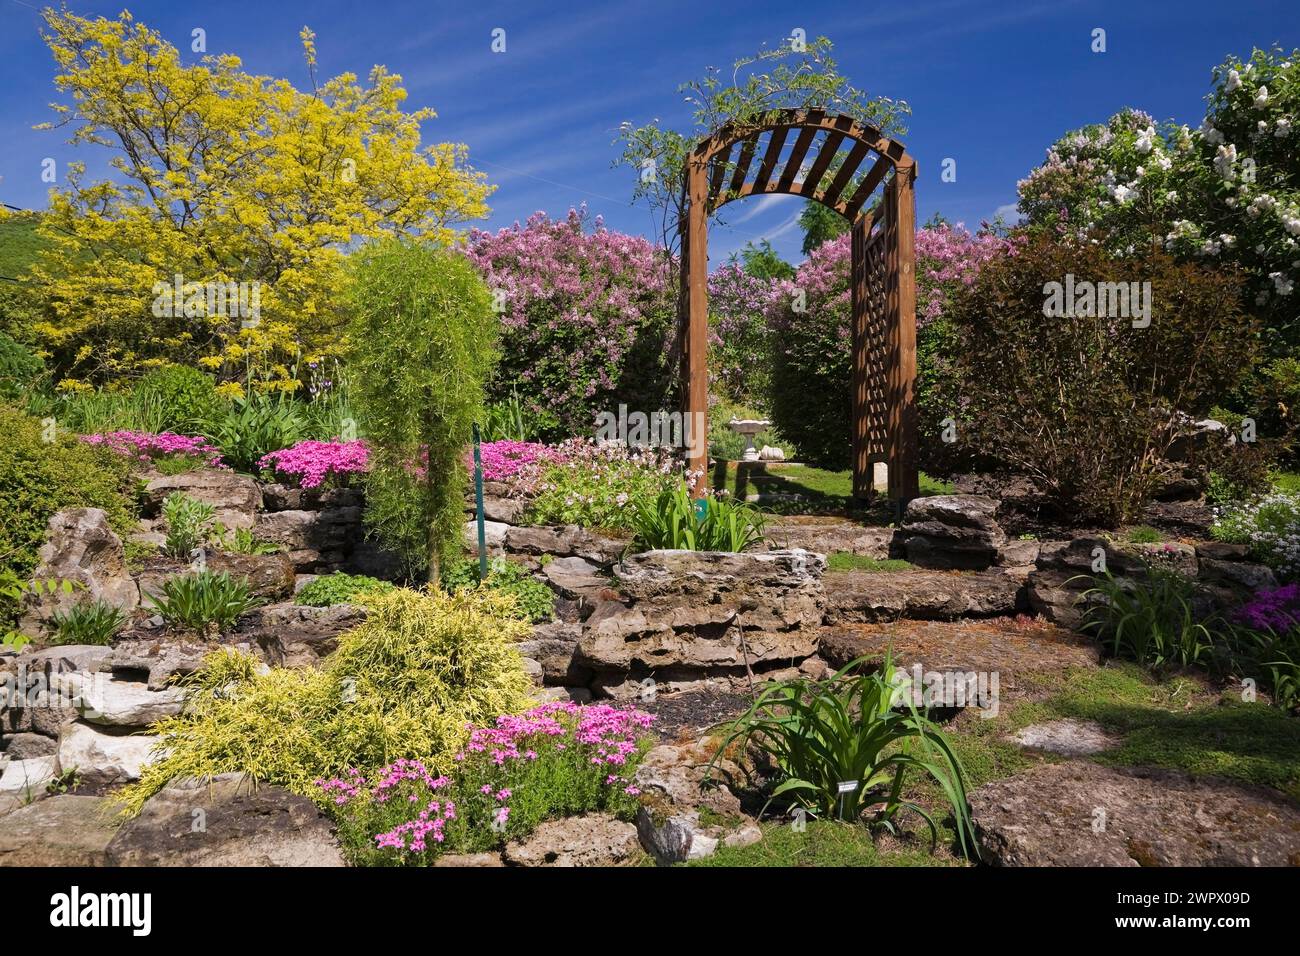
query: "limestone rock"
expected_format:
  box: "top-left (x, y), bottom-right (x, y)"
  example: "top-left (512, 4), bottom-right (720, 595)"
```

top-left (106, 773), bottom-right (345, 866)
top-left (900, 495), bottom-right (1007, 570)
top-left (0, 755), bottom-right (59, 803)
top-left (530, 686), bottom-right (593, 704)
top-left (577, 549), bottom-right (824, 673)
top-left (970, 762), bottom-right (1300, 867)
top-left (2, 732), bottom-right (57, 759)
top-left (18, 508), bottom-right (139, 633)
top-left (503, 812), bottom-right (640, 867)
top-left (254, 508), bottom-right (362, 571)
top-left (636, 805), bottom-right (717, 864)
top-left (100, 637), bottom-right (222, 690)
top-left (763, 518), bottom-right (896, 559)
top-left (51, 673), bottom-right (184, 727)
top-left (504, 524), bottom-right (629, 568)
top-left (0, 795), bottom-right (118, 866)
top-left (542, 556), bottom-right (609, 601)
top-left (996, 538), bottom-right (1041, 567)
top-left (144, 470), bottom-right (261, 529)
top-left (242, 602), bottom-right (366, 667)
top-left (632, 737), bottom-right (742, 818)
top-left (58, 723), bottom-right (158, 789)
top-left (207, 551), bottom-right (295, 599)
top-left (822, 569), bottom-right (1022, 623)
top-left (516, 621), bottom-right (590, 686)
top-left (463, 519), bottom-right (509, 551)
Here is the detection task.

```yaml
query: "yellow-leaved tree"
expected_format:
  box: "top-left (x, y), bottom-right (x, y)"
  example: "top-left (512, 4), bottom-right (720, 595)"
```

top-left (26, 9), bottom-right (493, 393)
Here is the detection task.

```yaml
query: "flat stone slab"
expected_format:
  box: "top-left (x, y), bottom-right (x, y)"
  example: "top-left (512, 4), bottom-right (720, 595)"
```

top-left (762, 517), bottom-right (895, 559)
top-left (971, 762), bottom-right (1300, 866)
top-left (51, 673), bottom-right (184, 727)
top-left (818, 619), bottom-right (1100, 700)
top-left (58, 724), bottom-right (160, 790)
top-left (823, 569), bottom-right (1023, 623)
top-left (503, 812), bottom-right (640, 867)
top-left (107, 773), bottom-right (345, 867)
top-left (1011, 719), bottom-right (1119, 757)
top-left (0, 755), bottom-right (59, 802)
top-left (0, 795), bottom-right (118, 866)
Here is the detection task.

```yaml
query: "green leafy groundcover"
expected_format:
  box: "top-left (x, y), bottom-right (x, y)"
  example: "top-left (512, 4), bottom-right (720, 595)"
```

top-left (442, 556), bottom-right (555, 623)
top-left (0, 406), bottom-right (136, 605)
top-left (295, 572), bottom-right (397, 607)
top-left (117, 587), bottom-right (534, 814)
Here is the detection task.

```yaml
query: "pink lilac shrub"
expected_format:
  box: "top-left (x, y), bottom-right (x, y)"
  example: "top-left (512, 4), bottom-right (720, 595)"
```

top-left (467, 207), bottom-right (674, 434)
top-left (81, 430), bottom-right (224, 467)
top-left (708, 264), bottom-right (781, 405)
top-left (258, 439), bottom-right (369, 489)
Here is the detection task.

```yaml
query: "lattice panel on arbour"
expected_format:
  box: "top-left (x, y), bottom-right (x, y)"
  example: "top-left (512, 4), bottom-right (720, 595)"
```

top-left (863, 226), bottom-right (889, 458)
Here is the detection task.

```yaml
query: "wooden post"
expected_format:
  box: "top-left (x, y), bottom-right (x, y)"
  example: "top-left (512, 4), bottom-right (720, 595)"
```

top-left (887, 163), bottom-right (920, 502)
top-left (684, 155), bottom-right (710, 488)
top-left (849, 215), bottom-right (872, 502)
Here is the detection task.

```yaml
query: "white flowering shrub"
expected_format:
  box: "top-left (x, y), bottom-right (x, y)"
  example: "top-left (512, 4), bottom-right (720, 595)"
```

top-left (1018, 47), bottom-right (1299, 457)
top-left (1212, 492), bottom-right (1300, 579)
top-left (1019, 50), bottom-right (1297, 313)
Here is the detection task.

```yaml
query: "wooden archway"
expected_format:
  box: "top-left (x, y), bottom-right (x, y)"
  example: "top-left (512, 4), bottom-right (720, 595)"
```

top-left (679, 108), bottom-right (918, 503)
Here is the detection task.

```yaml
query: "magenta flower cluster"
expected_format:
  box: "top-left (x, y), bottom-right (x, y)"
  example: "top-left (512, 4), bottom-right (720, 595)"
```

top-left (474, 440), bottom-right (558, 482)
top-left (258, 439), bottom-right (369, 489)
top-left (455, 699), bottom-right (654, 770)
top-left (316, 701), bottom-right (654, 857)
top-left (1235, 582), bottom-right (1300, 633)
top-left (80, 430), bottom-right (224, 467)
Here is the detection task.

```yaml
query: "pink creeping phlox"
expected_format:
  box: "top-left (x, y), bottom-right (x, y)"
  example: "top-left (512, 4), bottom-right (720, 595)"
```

top-left (258, 439), bottom-right (369, 489)
top-left (316, 702), bottom-right (654, 856)
top-left (473, 440), bottom-right (558, 482)
top-left (81, 430), bottom-right (224, 468)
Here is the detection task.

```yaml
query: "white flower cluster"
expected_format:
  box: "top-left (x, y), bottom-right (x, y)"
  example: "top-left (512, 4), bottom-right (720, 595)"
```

top-left (1212, 492), bottom-right (1300, 579)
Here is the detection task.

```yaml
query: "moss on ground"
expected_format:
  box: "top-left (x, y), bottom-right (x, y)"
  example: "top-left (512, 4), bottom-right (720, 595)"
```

top-left (825, 552), bottom-right (914, 573)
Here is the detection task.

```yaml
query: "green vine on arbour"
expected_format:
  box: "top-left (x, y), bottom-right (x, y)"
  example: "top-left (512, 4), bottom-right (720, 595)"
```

top-left (613, 36), bottom-right (911, 253)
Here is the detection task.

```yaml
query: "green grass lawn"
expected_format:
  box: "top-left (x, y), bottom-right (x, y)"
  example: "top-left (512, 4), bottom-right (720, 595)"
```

top-left (708, 460), bottom-right (953, 515)
top-left (688, 819), bottom-right (953, 867)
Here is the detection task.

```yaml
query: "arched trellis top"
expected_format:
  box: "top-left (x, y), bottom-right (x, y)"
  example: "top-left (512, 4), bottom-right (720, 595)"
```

top-left (678, 108), bottom-right (919, 503)
top-left (693, 108), bottom-right (914, 222)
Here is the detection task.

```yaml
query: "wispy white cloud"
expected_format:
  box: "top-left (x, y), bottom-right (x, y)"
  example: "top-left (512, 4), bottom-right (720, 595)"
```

top-left (993, 202), bottom-right (1023, 223)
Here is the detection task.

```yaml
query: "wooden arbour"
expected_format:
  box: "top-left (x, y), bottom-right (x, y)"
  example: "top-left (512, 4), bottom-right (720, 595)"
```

top-left (679, 108), bottom-right (918, 502)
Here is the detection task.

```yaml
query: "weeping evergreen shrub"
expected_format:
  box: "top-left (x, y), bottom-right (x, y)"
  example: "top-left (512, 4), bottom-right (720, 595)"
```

top-left (345, 240), bottom-right (498, 581)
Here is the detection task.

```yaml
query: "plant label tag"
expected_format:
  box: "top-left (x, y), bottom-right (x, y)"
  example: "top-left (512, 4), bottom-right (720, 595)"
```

top-left (837, 781), bottom-right (859, 795)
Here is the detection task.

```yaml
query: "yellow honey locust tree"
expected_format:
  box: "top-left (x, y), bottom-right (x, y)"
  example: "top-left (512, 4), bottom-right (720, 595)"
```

top-left (24, 9), bottom-right (492, 393)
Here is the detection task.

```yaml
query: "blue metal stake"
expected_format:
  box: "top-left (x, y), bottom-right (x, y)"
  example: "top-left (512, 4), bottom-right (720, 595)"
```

top-left (473, 423), bottom-right (487, 581)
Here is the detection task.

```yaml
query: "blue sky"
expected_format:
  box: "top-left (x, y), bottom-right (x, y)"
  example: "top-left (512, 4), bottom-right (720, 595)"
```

top-left (1, 0), bottom-right (1296, 264)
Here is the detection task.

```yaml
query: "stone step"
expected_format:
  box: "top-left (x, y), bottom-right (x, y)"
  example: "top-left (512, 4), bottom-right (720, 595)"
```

top-left (816, 618), bottom-right (1101, 703)
top-left (822, 568), bottom-right (1025, 623)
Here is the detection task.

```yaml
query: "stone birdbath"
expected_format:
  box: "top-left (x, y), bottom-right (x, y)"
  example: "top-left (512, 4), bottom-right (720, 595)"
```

top-left (727, 418), bottom-right (771, 462)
